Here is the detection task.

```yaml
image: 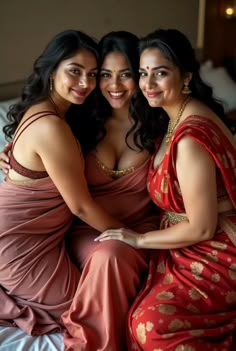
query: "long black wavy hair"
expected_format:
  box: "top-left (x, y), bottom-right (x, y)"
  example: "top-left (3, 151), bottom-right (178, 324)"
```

top-left (132, 28), bottom-right (227, 153)
top-left (3, 29), bottom-right (100, 152)
top-left (95, 30), bottom-right (142, 150)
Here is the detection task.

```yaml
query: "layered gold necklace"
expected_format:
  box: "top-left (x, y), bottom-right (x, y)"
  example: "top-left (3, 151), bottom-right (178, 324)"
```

top-left (165, 95), bottom-right (191, 144)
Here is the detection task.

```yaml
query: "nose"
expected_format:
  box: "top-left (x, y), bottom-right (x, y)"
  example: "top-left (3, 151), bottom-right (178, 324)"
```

top-left (78, 75), bottom-right (88, 88)
top-left (110, 74), bottom-right (120, 86)
top-left (145, 74), bottom-right (156, 88)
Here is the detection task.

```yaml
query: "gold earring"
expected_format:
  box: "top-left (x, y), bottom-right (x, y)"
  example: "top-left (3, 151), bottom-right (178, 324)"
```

top-left (182, 82), bottom-right (191, 94)
top-left (49, 77), bottom-right (53, 91)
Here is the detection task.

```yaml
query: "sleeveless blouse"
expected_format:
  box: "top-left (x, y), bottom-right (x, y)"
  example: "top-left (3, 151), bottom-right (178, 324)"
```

top-left (9, 111), bottom-right (57, 179)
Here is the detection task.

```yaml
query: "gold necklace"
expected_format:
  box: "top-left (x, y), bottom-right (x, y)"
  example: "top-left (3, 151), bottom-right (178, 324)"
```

top-left (165, 95), bottom-right (191, 144)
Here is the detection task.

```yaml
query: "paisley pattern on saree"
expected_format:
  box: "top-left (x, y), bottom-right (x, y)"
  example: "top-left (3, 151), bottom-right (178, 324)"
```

top-left (127, 115), bottom-right (236, 351)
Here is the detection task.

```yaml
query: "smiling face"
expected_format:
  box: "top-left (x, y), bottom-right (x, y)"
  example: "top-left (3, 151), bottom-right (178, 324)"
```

top-left (139, 48), bottom-right (185, 109)
top-left (51, 48), bottom-right (98, 106)
top-left (99, 51), bottom-right (136, 110)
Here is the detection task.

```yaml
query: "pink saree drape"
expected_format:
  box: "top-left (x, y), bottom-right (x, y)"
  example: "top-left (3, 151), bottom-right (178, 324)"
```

top-left (0, 177), bottom-right (80, 335)
top-left (63, 153), bottom-right (159, 351)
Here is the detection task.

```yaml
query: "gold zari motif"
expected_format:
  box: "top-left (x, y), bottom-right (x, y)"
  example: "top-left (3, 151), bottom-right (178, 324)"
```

top-left (164, 211), bottom-right (187, 224)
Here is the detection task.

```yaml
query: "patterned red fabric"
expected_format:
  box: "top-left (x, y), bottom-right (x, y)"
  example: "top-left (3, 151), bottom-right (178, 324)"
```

top-left (127, 116), bottom-right (236, 351)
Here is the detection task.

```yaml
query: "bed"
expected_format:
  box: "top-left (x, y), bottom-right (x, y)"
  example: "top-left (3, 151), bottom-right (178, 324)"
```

top-left (0, 327), bottom-right (63, 351)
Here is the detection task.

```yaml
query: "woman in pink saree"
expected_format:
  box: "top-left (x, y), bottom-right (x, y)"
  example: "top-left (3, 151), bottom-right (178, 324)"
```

top-left (0, 31), bottom-right (160, 350)
top-left (97, 29), bottom-right (236, 350)
top-left (0, 30), bottom-right (124, 337)
top-left (62, 31), bottom-right (160, 351)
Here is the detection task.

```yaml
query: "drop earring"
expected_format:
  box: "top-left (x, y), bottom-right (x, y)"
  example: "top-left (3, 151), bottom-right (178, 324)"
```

top-left (182, 82), bottom-right (191, 94)
top-left (49, 77), bottom-right (53, 91)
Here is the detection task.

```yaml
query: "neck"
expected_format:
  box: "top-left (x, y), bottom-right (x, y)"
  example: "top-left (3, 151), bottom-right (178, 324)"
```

top-left (165, 95), bottom-right (191, 144)
top-left (165, 95), bottom-right (190, 122)
top-left (111, 106), bottom-right (130, 121)
top-left (49, 94), bottom-right (71, 119)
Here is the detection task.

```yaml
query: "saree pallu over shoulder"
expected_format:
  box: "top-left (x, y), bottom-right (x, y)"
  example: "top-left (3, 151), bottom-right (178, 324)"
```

top-left (171, 115), bottom-right (236, 207)
top-left (171, 115), bottom-right (236, 246)
top-left (0, 177), bottom-right (80, 335)
top-left (128, 115), bottom-right (236, 351)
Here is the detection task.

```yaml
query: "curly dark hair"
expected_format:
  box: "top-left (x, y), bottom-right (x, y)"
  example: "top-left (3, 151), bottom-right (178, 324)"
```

top-left (131, 28), bottom-right (228, 153)
top-left (3, 29), bottom-right (100, 152)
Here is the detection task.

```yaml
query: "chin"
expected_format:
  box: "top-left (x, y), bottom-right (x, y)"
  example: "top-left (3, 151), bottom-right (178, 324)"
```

top-left (148, 100), bottom-right (160, 108)
top-left (110, 101), bottom-right (125, 109)
top-left (72, 96), bottom-right (87, 105)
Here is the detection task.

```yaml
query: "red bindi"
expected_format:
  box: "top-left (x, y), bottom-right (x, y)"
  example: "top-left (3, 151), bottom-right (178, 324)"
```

top-left (146, 66), bottom-right (149, 70)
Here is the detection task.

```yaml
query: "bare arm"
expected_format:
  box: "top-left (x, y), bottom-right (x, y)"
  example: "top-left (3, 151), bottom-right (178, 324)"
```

top-left (96, 136), bottom-right (218, 248)
top-left (34, 117), bottom-right (123, 232)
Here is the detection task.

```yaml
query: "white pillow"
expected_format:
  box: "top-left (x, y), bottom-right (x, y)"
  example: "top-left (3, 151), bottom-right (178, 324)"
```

top-left (200, 60), bottom-right (236, 113)
top-left (0, 98), bottom-right (19, 182)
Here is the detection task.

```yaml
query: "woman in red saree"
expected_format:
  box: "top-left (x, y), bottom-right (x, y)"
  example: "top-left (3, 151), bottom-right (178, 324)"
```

top-left (97, 29), bottom-right (236, 350)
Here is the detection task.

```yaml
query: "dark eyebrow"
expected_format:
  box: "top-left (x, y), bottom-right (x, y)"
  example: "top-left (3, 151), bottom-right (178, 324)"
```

top-left (100, 68), bottom-right (130, 73)
top-left (139, 65), bottom-right (169, 71)
top-left (67, 63), bottom-right (98, 71)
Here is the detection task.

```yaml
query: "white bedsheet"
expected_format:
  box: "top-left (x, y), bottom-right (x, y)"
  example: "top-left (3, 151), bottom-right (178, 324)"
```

top-left (0, 327), bottom-right (63, 351)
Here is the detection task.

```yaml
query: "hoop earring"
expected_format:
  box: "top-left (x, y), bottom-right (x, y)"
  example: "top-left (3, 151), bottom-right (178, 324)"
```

top-left (182, 82), bottom-right (191, 94)
top-left (49, 77), bottom-right (53, 91)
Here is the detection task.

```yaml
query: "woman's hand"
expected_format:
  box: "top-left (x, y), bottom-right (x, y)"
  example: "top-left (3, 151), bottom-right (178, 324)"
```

top-left (95, 228), bottom-right (142, 249)
top-left (0, 142), bottom-right (12, 174)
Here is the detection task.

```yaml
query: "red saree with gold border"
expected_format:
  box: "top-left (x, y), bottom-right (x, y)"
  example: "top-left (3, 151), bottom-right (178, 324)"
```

top-left (127, 116), bottom-right (236, 351)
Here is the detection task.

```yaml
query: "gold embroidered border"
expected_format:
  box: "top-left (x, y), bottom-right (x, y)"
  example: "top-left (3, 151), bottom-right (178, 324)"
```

top-left (164, 211), bottom-right (187, 224)
top-left (164, 211), bottom-right (236, 247)
top-left (218, 214), bottom-right (236, 247)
